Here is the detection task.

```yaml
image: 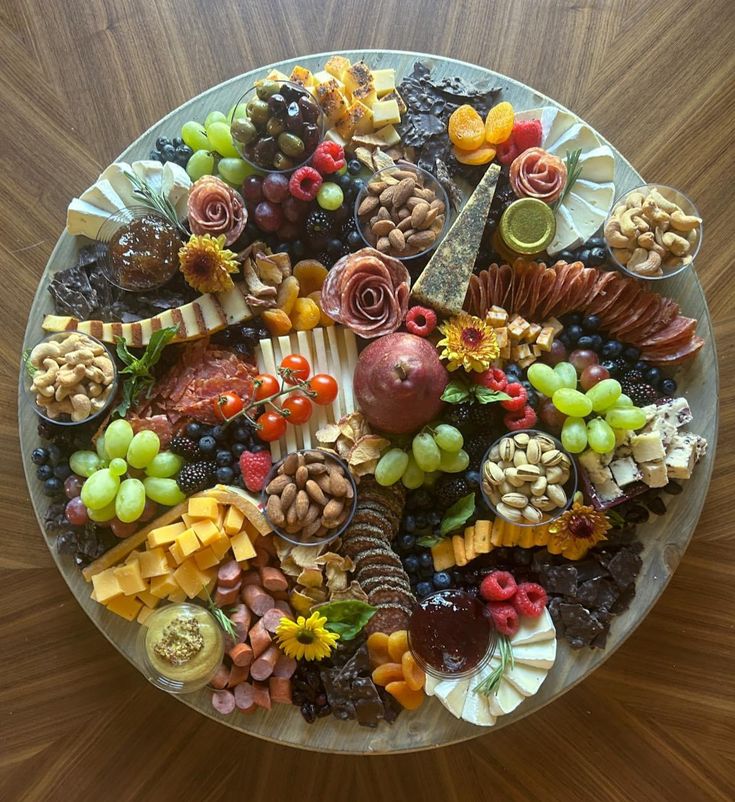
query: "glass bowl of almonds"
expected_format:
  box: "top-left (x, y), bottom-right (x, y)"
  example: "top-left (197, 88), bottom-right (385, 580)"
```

top-left (603, 184), bottom-right (703, 280)
top-left (260, 448), bottom-right (357, 547)
top-left (480, 429), bottom-right (578, 527)
top-left (353, 162), bottom-right (450, 260)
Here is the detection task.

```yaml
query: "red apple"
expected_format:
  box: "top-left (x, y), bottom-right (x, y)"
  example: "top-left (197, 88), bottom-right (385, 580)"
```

top-left (354, 333), bottom-right (449, 434)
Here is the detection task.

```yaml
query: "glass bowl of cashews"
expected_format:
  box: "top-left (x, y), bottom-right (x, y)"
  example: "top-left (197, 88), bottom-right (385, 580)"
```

top-left (603, 184), bottom-right (703, 280)
top-left (22, 332), bottom-right (118, 426)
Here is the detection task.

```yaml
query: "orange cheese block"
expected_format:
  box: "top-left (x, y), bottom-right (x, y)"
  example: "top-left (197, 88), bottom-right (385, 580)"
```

top-left (113, 561), bottom-right (147, 596)
top-left (230, 529), bottom-right (257, 562)
top-left (187, 496), bottom-right (220, 520)
top-left (138, 547), bottom-right (170, 578)
top-left (149, 572), bottom-right (179, 599)
top-left (175, 528), bottom-right (200, 557)
top-left (91, 568), bottom-right (123, 604)
top-left (105, 594), bottom-right (143, 622)
top-left (192, 518), bottom-right (220, 546)
top-left (224, 505), bottom-right (245, 536)
top-left (148, 521), bottom-right (187, 549)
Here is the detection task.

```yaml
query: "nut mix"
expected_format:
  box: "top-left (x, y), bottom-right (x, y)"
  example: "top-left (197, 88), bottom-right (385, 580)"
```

top-left (482, 432), bottom-right (573, 523)
top-left (357, 166), bottom-right (446, 257)
top-left (28, 333), bottom-right (115, 422)
top-left (264, 450), bottom-right (355, 542)
top-left (604, 187), bottom-right (702, 277)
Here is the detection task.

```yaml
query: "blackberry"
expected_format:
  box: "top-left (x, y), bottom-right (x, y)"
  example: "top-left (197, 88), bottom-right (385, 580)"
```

top-left (176, 461), bottom-right (216, 493)
top-left (305, 210), bottom-right (331, 239)
top-left (623, 382), bottom-right (658, 406)
top-left (340, 217), bottom-right (357, 238)
top-left (170, 435), bottom-right (201, 460)
top-left (405, 488), bottom-right (433, 511)
top-left (432, 475), bottom-right (473, 511)
top-left (443, 403), bottom-right (473, 432)
top-left (314, 250), bottom-right (337, 268)
top-left (464, 435), bottom-right (494, 469)
top-left (601, 357), bottom-right (627, 378)
top-left (468, 403), bottom-right (498, 431)
top-left (622, 368), bottom-right (645, 385)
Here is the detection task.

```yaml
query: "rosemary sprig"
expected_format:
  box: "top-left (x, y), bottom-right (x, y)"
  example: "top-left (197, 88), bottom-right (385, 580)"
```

top-left (123, 169), bottom-right (188, 235)
top-left (22, 348), bottom-right (37, 377)
top-left (553, 148), bottom-right (583, 211)
top-left (201, 587), bottom-right (239, 641)
top-left (474, 634), bottom-right (514, 697)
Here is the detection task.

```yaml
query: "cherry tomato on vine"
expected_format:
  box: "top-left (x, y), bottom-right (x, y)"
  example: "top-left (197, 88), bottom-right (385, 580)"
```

top-left (279, 354), bottom-right (311, 384)
top-left (256, 410), bottom-right (288, 442)
top-left (254, 373), bottom-right (280, 400)
top-left (212, 391), bottom-right (244, 421)
top-left (281, 395), bottom-right (313, 424)
top-left (307, 373), bottom-right (338, 405)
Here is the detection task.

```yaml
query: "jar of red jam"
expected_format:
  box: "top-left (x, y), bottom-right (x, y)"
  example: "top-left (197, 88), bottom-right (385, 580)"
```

top-left (408, 589), bottom-right (496, 679)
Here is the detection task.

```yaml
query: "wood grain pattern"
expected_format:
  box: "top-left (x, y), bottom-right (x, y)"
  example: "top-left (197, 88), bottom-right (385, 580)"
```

top-left (1, 0), bottom-right (734, 799)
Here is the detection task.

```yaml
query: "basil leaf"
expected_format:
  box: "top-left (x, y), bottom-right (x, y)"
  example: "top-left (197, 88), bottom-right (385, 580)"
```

top-left (440, 492), bottom-right (476, 536)
top-left (441, 378), bottom-right (471, 404)
top-left (416, 533), bottom-right (445, 548)
top-left (139, 326), bottom-right (178, 370)
top-left (114, 336), bottom-right (135, 367)
top-left (473, 386), bottom-right (511, 404)
top-left (317, 600), bottom-right (376, 641)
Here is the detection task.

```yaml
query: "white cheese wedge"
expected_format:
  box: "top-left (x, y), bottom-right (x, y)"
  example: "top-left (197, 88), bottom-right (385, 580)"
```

top-left (576, 145), bottom-right (615, 183)
top-left (256, 339), bottom-right (282, 461)
top-left (423, 674), bottom-right (440, 696)
top-left (66, 198), bottom-right (114, 239)
top-left (548, 203), bottom-right (583, 255)
top-left (571, 179), bottom-right (615, 212)
top-left (131, 160), bottom-right (164, 195)
top-left (546, 122), bottom-right (601, 161)
top-left (490, 677), bottom-right (526, 716)
top-left (511, 639), bottom-right (557, 669)
top-left (161, 161), bottom-right (192, 220)
top-left (433, 678), bottom-right (471, 718)
top-left (562, 190), bottom-right (608, 242)
top-left (513, 609), bottom-right (556, 646)
top-left (80, 179), bottom-right (128, 215)
top-left (504, 663), bottom-right (549, 698)
top-left (98, 162), bottom-right (139, 207)
top-left (461, 687), bottom-right (497, 726)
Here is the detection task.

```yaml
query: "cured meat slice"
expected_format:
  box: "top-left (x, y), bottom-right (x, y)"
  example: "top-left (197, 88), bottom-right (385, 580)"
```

top-left (187, 175), bottom-right (246, 246)
top-left (509, 148), bottom-right (568, 204)
top-left (638, 316), bottom-right (698, 348)
top-left (641, 335), bottom-right (704, 364)
top-left (614, 292), bottom-right (660, 340)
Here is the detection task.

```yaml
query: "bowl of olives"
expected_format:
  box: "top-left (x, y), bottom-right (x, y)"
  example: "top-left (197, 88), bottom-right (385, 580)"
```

top-left (230, 80), bottom-right (324, 173)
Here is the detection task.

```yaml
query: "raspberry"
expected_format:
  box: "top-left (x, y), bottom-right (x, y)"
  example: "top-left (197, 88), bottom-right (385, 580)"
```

top-left (496, 139), bottom-right (519, 166)
top-left (239, 450), bottom-right (272, 493)
top-left (289, 166), bottom-right (323, 201)
top-left (476, 368), bottom-right (507, 392)
top-left (503, 404), bottom-right (537, 431)
top-left (511, 119), bottom-right (543, 153)
top-left (500, 382), bottom-right (527, 411)
top-left (479, 570), bottom-right (517, 602)
top-left (311, 141), bottom-right (346, 175)
top-left (487, 601), bottom-right (519, 637)
top-left (405, 306), bottom-right (437, 337)
top-left (512, 582), bottom-right (548, 618)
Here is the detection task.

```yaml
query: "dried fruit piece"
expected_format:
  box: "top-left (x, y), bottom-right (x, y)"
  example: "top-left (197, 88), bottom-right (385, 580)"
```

top-left (289, 297), bottom-right (321, 330)
top-left (401, 651), bottom-right (425, 691)
top-left (262, 307), bottom-right (293, 336)
top-left (484, 101), bottom-right (514, 145)
top-left (453, 143), bottom-right (496, 165)
top-left (385, 680), bottom-right (424, 710)
top-left (387, 629), bottom-right (409, 662)
top-left (307, 290), bottom-right (335, 327)
top-left (293, 260), bottom-right (329, 296)
top-left (447, 104), bottom-right (485, 151)
top-left (371, 661), bottom-right (405, 686)
top-left (276, 275), bottom-right (300, 315)
top-left (367, 631), bottom-right (391, 666)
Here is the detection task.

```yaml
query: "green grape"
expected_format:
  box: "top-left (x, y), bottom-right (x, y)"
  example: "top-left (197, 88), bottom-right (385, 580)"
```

top-left (69, 450), bottom-right (102, 478)
top-left (104, 418), bottom-right (134, 459)
top-left (80, 468), bottom-right (120, 510)
top-left (553, 362), bottom-right (578, 390)
top-left (218, 157), bottom-right (251, 185)
top-left (108, 457), bottom-right (128, 477)
top-left (186, 149), bottom-right (215, 181)
top-left (561, 417), bottom-right (588, 453)
top-left (143, 477), bottom-right (186, 506)
top-left (585, 378), bottom-right (622, 413)
top-left (587, 418), bottom-right (617, 454)
top-left (552, 387), bottom-right (593, 417)
top-left (375, 448), bottom-right (409, 486)
top-left (227, 102), bottom-right (248, 122)
top-left (527, 362), bottom-right (562, 396)
top-left (316, 182), bottom-right (344, 211)
top-left (181, 120), bottom-right (211, 151)
top-left (412, 432), bottom-right (441, 473)
top-left (433, 424), bottom-right (464, 453)
top-left (127, 430), bottom-right (160, 469)
top-left (439, 448), bottom-right (470, 473)
top-left (401, 455), bottom-right (425, 489)
top-left (422, 471), bottom-right (441, 487)
top-left (145, 451), bottom-right (184, 478)
top-left (115, 478), bottom-right (146, 523)
top-left (87, 499), bottom-right (117, 523)
top-left (207, 121), bottom-right (240, 158)
top-left (96, 435), bottom-right (107, 461)
top-left (205, 110), bottom-right (227, 128)
top-left (616, 393), bottom-right (633, 408)
top-left (605, 406), bottom-right (647, 431)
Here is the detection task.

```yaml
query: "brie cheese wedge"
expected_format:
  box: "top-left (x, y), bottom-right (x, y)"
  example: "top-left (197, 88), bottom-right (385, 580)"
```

top-left (161, 161), bottom-right (192, 220)
top-left (131, 160), bottom-right (164, 195)
top-left (80, 178), bottom-right (128, 215)
top-left (66, 198), bottom-right (115, 239)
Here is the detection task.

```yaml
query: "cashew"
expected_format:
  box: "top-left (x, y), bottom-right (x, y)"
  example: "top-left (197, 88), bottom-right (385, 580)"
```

top-left (58, 334), bottom-right (85, 354)
top-left (629, 249), bottom-right (663, 277)
top-left (686, 229), bottom-right (698, 247)
top-left (640, 197), bottom-right (670, 224)
top-left (627, 248), bottom-right (650, 269)
top-left (85, 366), bottom-right (106, 384)
top-left (43, 398), bottom-right (74, 419)
top-left (669, 209), bottom-right (702, 232)
top-left (64, 347), bottom-right (95, 367)
top-left (631, 215), bottom-right (650, 232)
top-left (31, 357), bottom-right (59, 391)
top-left (29, 341), bottom-right (61, 367)
top-left (625, 192), bottom-right (645, 209)
top-left (654, 225), bottom-right (668, 247)
top-left (661, 231), bottom-right (691, 256)
top-left (637, 231), bottom-right (655, 249)
top-left (604, 218), bottom-right (635, 248)
top-left (87, 382), bottom-right (103, 398)
top-left (90, 397), bottom-right (106, 412)
top-left (70, 394), bottom-right (92, 421)
top-left (612, 247), bottom-right (633, 265)
top-left (648, 188), bottom-right (679, 214)
top-left (92, 355), bottom-right (115, 384)
top-left (57, 363), bottom-right (87, 387)
top-left (619, 207), bottom-right (640, 237)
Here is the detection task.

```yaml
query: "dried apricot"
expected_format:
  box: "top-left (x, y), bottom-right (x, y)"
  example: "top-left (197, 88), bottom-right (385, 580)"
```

top-left (387, 629), bottom-right (409, 662)
top-left (367, 631), bottom-right (391, 667)
top-left (485, 101), bottom-right (514, 145)
top-left (307, 291), bottom-right (335, 327)
top-left (293, 260), bottom-right (329, 296)
top-left (385, 680), bottom-right (424, 710)
top-left (289, 297), bottom-right (321, 330)
top-left (401, 651), bottom-right (425, 691)
top-left (276, 275), bottom-right (300, 315)
top-left (371, 662), bottom-right (405, 687)
top-left (262, 308), bottom-right (292, 336)
top-left (447, 104), bottom-right (485, 151)
top-left (453, 144), bottom-right (496, 166)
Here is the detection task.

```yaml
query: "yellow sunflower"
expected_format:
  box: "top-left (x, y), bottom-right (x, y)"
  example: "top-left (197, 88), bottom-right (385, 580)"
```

top-left (546, 502), bottom-right (611, 560)
top-left (437, 312), bottom-right (499, 372)
top-left (275, 612), bottom-right (340, 661)
top-left (179, 233), bottom-right (239, 293)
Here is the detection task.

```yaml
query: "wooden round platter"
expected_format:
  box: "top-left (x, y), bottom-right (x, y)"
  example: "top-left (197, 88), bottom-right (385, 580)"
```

top-left (18, 50), bottom-right (718, 753)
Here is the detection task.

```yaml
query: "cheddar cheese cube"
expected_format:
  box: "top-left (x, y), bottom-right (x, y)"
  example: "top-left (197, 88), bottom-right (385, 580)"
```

top-left (105, 594), bottom-right (143, 622)
top-left (91, 568), bottom-right (123, 604)
top-left (181, 513), bottom-right (195, 528)
top-left (230, 529), bottom-right (257, 562)
top-left (137, 606), bottom-right (156, 626)
top-left (464, 526), bottom-right (476, 562)
top-left (168, 541), bottom-right (186, 565)
top-left (192, 518), bottom-right (221, 546)
top-left (188, 496), bottom-right (219, 521)
top-left (149, 572), bottom-right (179, 599)
top-left (350, 101), bottom-right (374, 135)
top-left (343, 62), bottom-right (374, 100)
top-left (168, 590), bottom-right (187, 603)
top-left (474, 520), bottom-right (492, 554)
top-left (223, 505), bottom-right (245, 536)
top-left (174, 559), bottom-right (208, 599)
top-left (136, 590), bottom-right (161, 609)
top-left (313, 70), bottom-right (343, 89)
top-left (175, 528), bottom-right (200, 558)
top-left (324, 128), bottom-right (349, 148)
top-left (113, 561), bottom-right (147, 596)
top-left (452, 534), bottom-right (468, 567)
top-left (147, 521), bottom-right (186, 549)
top-left (290, 65), bottom-right (315, 88)
top-left (265, 69), bottom-right (289, 82)
top-left (194, 547), bottom-right (219, 571)
top-left (431, 539), bottom-right (455, 571)
top-left (210, 533), bottom-right (232, 561)
top-left (138, 547), bottom-right (170, 578)
top-left (372, 124), bottom-right (400, 147)
top-left (381, 89), bottom-right (407, 114)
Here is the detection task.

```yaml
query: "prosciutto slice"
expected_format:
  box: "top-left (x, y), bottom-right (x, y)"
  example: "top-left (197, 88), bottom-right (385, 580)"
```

top-left (509, 147), bottom-right (567, 204)
top-left (187, 175), bottom-right (246, 246)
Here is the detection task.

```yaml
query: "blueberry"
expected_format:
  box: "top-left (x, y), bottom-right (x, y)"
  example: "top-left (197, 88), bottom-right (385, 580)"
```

top-left (326, 238), bottom-right (344, 256)
top-left (418, 551), bottom-right (433, 569)
top-left (419, 564), bottom-right (434, 579)
top-left (523, 383), bottom-right (539, 408)
top-left (589, 246), bottom-right (606, 266)
top-left (198, 435), bottom-right (217, 455)
top-left (149, 149), bottom-right (162, 162)
top-left (588, 334), bottom-right (603, 352)
top-left (211, 425), bottom-right (227, 442)
top-left (186, 422), bottom-right (203, 439)
top-left (589, 235), bottom-right (605, 248)
top-left (231, 442), bottom-right (247, 459)
top-left (504, 362), bottom-right (523, 380)
top-left (566, 324), bottom-right (583, 344)
top-left (43, 477), bottom-right (63, 497)
top-left (464, 469), bottom-right (481, 488)
top-left (582, 314), bottom-right (601, 332)
top-left (161, 144), bottom-right (176, 162)
top-left (175, 144), bottom-right (193, 162)
top-left (558, 250), bottom-right (576, 263)
top-left (351, 179), bottom-right (366, 196)
top-left (566, 312), bottom-right (583, 326)
top-left (53, 463), bottom-right (72, 481)
top-left (623, 346), bottom-right (641, 363)
top-left (291, 240), bottom-right (306, 259)
top-left (433, 571), bottom-right (452, 589)
top-left (557, 332), bottom-right (572, 348)
top-left (172, 137), bottom-right (183, 148)
top-left (216, 450), bottom-right (233, 466)
top-left (31, 447), bottom-right (49, 465)
top-left (232, 423), bottom-right (252, 443)
top-left (403, 514), bottom-right (416, 533)
top-left (415, 581), bottom-right (434, 598)
top-left (632, 360), bottom-right (648, 374)
top-left (644, 367), bottom-right (662, 385)
top-left (660, 378), bottom-right (677, 396)
top-left (347, 229), bottom-right (363, 248)
top-left (577, 248), bottom-right (591, 265)
top-left (36, 464), bottom-right (54, 481)
top-left (347, 159), bottom-right (361, 175)
top-left (216, 466), bottom-right (234, 484)
top-left (403, 554), bottom-right (419, 574)
top-left (576, 335), bottom-right (596, 350)
top-left (601, 340), bottom-right (623, 358)
top-left (414, 514), bottom-right (429, 531)
top-left (396, 533), bottom-right (416, 553)
top-left (601, 359), bottom-right (621, 377)
top-left (156, 135), bottom-right (171, 149)
top-left (336, 173), bottom-right (353, 191)
top-left (46, 444), bottom-right (62, 466)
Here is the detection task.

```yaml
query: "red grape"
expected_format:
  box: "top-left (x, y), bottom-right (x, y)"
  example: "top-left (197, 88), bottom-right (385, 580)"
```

top-left (110, 517), bottom-right (138, 539)
top-left (139, 497), bottom-right (159, 522)
top-left (282, 195), bottom-right (310, 223)
top-left (569, 349), bottom-right (599, 374)
top-left (65, 497), bottom-right (89, 525)
top-left (544, 339), bottom-right (568, 366)
top-left (64, 475), bottom-right (83, 499)
top-left (254, 201), bottom-right (283, 232)
top-left (539, 398), bottom-right (567, 434)
top-left (242, 175), bottom-right (263, 204)
top-left (580, 364), bottom-right (610, 390)
top-left (262, 173), bottom-right (289, 204)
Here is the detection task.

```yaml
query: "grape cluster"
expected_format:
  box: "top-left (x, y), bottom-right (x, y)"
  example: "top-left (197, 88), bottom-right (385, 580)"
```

top-left (149, 135), bottom-right (193, 169)
top-left (180, 112), bottom-right (257, 186)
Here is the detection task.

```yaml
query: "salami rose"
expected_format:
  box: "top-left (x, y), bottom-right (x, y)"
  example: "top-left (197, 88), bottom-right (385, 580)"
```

top-left (187, 176), bottom-right (246, 246)
top-left (321, 247), bottom-right (411, 338)
top-left (509, 147), bottom-right (568, 204)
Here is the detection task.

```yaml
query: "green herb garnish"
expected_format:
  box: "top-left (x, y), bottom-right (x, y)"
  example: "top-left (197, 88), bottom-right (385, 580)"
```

top-left (113, 326), bottom-right (178, 417)
top-left (440, 492), bottom-right (476, 537)
top-left (474, 634), bottom-right (514, 697)
top-left (22, 348), bottom-right (37, 377)
top-left (441, 377), bottom-right (510, 406)
top-left (317, 600), bottom-right (377, 641)
top-left (202, 588), bottom-right (239, 641)
top-left (124, 169), bottom-right (188, 235)
top-left (553, 148), bottom-right (583, 211)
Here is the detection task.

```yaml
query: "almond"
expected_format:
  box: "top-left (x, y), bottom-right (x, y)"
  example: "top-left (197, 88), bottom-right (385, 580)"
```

top-left (322, 497), bottom-right (344, 521)
top-left (265, 474), bottom-right (290, 494)
top-left (376, 206), bottom-right (391, 221)
top-left (416, 207), bottom-right (439, 230)
top-left (392, 177), bottom-right (415, 208)
top-left (301, 518), bottom-right (323, 538)
top-left (410, 201), bottom-right (430, 227)
top-left (305, 479), bottom-right (327, 506)
top-left (406, 230), bottom-right (436, 250)
top-left (372, 219), bottom-right (395, 237)
top-left (295, 464), bottom-right (309, 488)
top-left (281, 453), bottom-right (299, 475)
top-left (397, 216), bottom-right (414, 232)
top-left (280, 482), bottom-right (297, 511)
top-left (295, 489), bottom-right (310, 518)
top-left (307, 462), bottom-right (328, 476)
top-left (329, 470), bottom-right (348, 497)
top-left (266, 494), bottom-right (285, 526)
top-left (379, 186), bottom-right (396, 205)
top-left (376, 236), bottom-right (391, 253)
top-left (388, 228), bottom-right (406, 252)
top-left (367, 181), bottom-right (388, 195)
top-left (358, 195), bottom-right (379, 216)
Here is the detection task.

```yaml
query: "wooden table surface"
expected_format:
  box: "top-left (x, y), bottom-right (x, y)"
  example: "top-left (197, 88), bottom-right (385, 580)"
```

top-left (1, 1), bottom-right (733, 800)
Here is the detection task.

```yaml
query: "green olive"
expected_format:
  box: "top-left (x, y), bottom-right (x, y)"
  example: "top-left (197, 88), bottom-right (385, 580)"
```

top-left (230, 117), bottom-right (257, 145)
top-left (277, 132), bottom-right (305, 158)
top-left (266, 117), bottom-right (286, 136)
top-left (272, 152), bottom-right (295, 171)
top-left (256, 80), bottom-right (280, 101)
top-left (246, 98), bottom-right (270, 127)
